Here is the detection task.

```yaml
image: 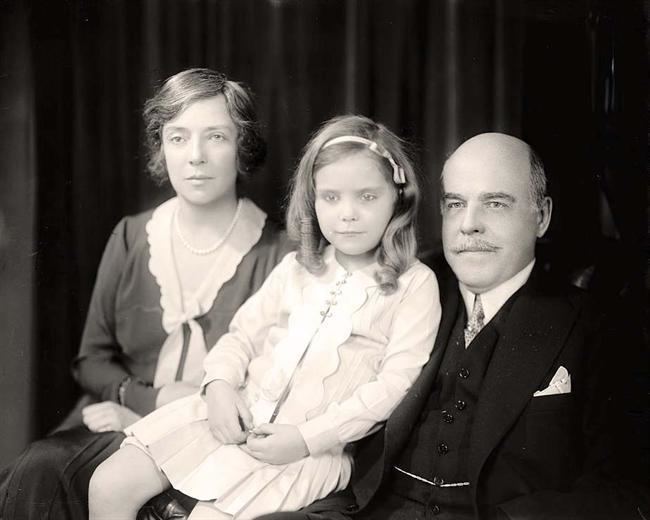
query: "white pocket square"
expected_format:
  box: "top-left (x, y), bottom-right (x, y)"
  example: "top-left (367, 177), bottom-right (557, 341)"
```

top-left (533, 366), bottom-right (571, 396)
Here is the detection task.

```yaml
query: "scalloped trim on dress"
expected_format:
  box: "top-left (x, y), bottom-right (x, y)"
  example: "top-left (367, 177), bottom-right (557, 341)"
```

top-left (257, 246), bottom-right (379, 420)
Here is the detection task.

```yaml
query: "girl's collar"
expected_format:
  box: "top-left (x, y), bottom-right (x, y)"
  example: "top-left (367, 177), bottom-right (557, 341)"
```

top-left (322, 245), bottom-right (378, 287)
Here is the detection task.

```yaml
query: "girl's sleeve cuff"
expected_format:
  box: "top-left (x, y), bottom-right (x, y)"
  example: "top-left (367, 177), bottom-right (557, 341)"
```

top-left (201, 367), bottom-right (240, 392)
top-left (297, 416), bottom-right (340, 456)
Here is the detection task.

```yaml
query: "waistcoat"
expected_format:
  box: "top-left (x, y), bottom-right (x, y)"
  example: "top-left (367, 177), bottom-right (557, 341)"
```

top-left (389, 292), bottom-right (516, 519)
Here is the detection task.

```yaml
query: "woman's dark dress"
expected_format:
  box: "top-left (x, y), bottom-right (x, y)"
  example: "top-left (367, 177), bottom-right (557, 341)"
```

top-left (0, 200), bottom-right (292, 519)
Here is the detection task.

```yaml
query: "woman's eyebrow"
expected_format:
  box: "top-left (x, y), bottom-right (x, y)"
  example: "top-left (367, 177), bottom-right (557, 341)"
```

top-left (203, 125), bottom-right (234, 132)
top-left (163, 124), bottom-right (233, 132)
top-left (163, 125), bottom-right (188, 133)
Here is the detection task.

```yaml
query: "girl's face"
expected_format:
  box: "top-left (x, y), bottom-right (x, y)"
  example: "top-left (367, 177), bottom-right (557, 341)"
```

top-left (314, 151), bottom-right (397, 271)
top-left (162, 95), bottom-right (238, 209)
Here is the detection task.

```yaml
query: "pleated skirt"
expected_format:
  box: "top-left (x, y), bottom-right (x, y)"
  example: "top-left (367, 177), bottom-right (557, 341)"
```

top-left (123, 394), bottom-right (351, 520)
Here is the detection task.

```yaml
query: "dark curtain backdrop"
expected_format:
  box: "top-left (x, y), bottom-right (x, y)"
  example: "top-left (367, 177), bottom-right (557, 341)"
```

top-left (0, 0), bottom-right (644, 451)
top-left (0, 0), bottom-right (36, 464)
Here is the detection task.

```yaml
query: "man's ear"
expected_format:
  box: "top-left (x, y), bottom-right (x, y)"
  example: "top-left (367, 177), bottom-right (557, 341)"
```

top-left (536, 196), bottom-right (552, 238)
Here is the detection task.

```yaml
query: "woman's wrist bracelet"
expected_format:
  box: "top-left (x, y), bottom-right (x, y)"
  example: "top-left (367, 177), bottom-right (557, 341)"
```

top-left (117, 376), bottom-right (132, 406)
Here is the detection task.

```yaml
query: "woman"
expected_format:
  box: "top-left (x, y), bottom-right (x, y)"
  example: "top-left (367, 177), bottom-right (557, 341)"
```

top-left (0, 68), bottom-right (292, 520)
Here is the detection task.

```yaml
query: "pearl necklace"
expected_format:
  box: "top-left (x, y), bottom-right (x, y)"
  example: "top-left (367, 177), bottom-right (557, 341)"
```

top-left (174, 201), bottom-right (242, 256)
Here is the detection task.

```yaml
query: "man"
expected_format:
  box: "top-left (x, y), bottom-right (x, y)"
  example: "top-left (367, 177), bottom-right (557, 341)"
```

top-left (258, 133), bottom-right (647, 520)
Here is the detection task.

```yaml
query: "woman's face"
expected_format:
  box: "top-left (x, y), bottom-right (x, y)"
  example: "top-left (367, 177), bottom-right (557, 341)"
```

top-left (162, 95), bottom-right (239, 208)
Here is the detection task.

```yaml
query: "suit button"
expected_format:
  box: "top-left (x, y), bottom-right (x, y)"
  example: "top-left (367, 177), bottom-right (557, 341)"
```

top-left (432, 475), bottom-right (445, 486)
top-left (431, 504), bottom-right (441, 515)
top-left (441, 410), bottom-right (454, 423)
top-left (437, 442), bottom-right (449, 455)
top-left (456, 399), bottom-right (467, 411)
top-left (459, 367), bottom-right (470, 379)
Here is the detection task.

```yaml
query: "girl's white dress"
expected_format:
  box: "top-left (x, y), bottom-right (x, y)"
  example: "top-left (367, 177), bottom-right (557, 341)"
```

top-left (124, 246), bottom-right (441, 519)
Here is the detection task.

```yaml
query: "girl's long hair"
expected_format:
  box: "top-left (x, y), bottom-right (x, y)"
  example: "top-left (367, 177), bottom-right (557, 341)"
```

top-left (286, 115), bottom-right (421, 294)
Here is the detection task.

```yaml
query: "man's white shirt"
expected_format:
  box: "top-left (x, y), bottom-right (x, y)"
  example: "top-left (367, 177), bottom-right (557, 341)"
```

top-left (459, 259), bottom-right (535, 333)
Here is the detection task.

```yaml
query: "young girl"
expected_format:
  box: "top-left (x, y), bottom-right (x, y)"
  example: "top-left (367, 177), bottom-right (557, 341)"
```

top-left (89, 115), bottom-right (442, 520)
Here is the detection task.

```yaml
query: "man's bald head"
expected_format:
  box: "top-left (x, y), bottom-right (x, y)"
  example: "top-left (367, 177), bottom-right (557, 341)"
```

top-left (443, 133), bottom-right (547, 211)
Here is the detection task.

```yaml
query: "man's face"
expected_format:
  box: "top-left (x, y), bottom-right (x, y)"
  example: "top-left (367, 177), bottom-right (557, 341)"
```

top-left (441, 134), bottom-right (551, 294)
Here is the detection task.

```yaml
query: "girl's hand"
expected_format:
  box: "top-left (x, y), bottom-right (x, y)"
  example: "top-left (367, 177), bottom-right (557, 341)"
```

top-left (242, 423), bottom-right (309, 464)
top-left (81, 402), bottom-right (142, 432)
top-left (155, 381), bottom-right (199, 408)
top-left (204, 380), bottom-right (252, 445)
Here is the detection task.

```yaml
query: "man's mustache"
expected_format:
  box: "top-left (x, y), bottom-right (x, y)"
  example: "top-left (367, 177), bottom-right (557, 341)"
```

top-left (451, 240), bottom-right (500, 253)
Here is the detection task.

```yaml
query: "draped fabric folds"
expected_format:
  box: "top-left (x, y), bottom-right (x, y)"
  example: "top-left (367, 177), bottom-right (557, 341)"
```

top-left (27, 0), bottom-right (525, 434)
top-left (13, 0), bottom-right (643, 440)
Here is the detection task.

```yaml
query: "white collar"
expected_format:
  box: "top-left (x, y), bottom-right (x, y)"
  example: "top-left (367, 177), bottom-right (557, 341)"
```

top-left (459, 259), bottom-right (535, 326)
top-left (320, 245), bottom-right (379, 287)
top-left (146, 197), bottom-right (266, 386)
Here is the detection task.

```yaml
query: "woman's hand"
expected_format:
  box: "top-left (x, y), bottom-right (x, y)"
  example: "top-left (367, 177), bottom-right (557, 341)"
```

top-left (242, 423), bottom-right (309, 464)
top-left (204, 380), bottom-right (252, 445)
top-left (81, 402), bottom-right (142, 432)
top-left (155, 381), bottom-right (199, 408)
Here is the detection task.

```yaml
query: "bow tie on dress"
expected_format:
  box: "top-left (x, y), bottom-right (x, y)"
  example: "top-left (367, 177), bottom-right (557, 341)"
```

top-left (154, 298), bottom-right (207, 387)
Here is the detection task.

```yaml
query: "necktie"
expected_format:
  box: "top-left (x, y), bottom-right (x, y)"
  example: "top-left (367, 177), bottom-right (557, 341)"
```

top-left (464, 294), bottom-right (485, 346)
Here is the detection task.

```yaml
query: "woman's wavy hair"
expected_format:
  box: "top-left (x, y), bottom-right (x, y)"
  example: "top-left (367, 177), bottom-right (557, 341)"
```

top-left (286, 115), bottom-right (421, 294)
top-left (143, 68), bottom-right (266, 184)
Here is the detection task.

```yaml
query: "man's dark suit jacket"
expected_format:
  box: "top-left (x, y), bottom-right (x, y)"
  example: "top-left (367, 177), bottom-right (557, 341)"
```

top-left (351, 263), bottom-right (648, 519)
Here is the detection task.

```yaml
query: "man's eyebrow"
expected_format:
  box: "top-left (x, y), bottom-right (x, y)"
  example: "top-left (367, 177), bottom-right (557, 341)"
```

top-left (480, 192), bottom-right (516, 203)
top-left (442, 192), bottom-right (465, 200)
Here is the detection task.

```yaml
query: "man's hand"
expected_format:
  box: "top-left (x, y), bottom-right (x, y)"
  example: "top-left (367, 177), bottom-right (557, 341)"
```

top-left (204, 380), bottom-right (252, 445)
top-left (242, 423), bottom-right (309, 464)
top-left (81, 402), bottom-right (142, 432)
top-left (155, 381), bottom-right (199, 408)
